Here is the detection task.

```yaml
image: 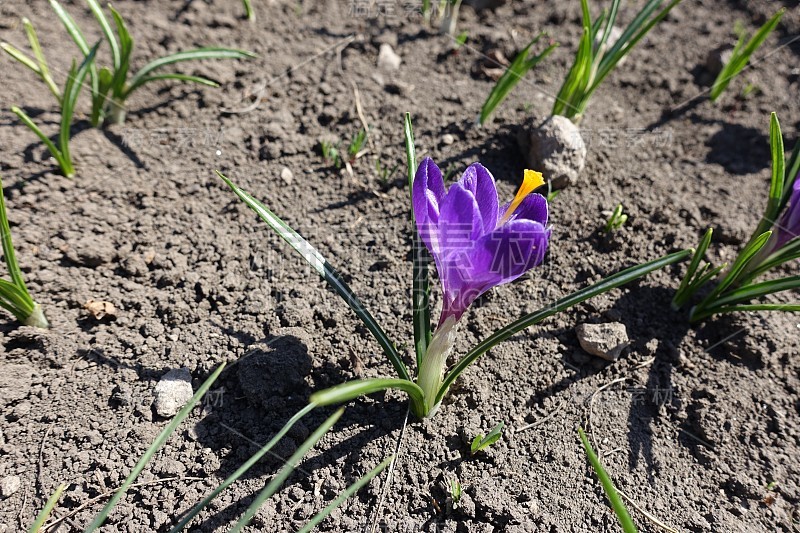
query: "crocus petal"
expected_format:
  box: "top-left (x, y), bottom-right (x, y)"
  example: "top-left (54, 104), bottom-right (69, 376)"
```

top-left (458, 163), bottom-right (499, 233)
top-left (499, 193), bottom-right (549, 226)
top-left (774, 178), bottom-right (800, 248)
top-left (412, 158), bottom-right (446, 253)
top-left (436, 181), bottom-right (483, 258)
top-left (461, 219), bottom-right (549, 288)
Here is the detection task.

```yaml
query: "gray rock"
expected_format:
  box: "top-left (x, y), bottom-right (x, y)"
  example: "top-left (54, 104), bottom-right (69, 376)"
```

top-left (575, 322), bottom-right (629, 361)
top-left (0, 475), bottom-right (21, 498)
top-left (377, 43), bottom-right (401, 71)
top-left (153, 368), bottom-right (193, 417)
top-left (518, 115), bottom-right (586, 189)
top-left (441, 133), bottom-right (455, 145)
top-left (280, 167), bottom-right (294, 184)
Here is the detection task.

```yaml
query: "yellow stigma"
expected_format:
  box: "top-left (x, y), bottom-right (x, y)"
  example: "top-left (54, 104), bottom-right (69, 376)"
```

top-left (500, 169), bottom-right (544, 224)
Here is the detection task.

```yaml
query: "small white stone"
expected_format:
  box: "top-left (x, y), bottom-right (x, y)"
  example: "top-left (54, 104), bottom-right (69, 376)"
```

top-left (0, 475), bottom-right (21, 498)
top-left (575, 322), bottom-right (629, 361)
top-left (280, 167), bottom-right (293, 184)
top-left (377, 43), bottom-right (401, 71)
top-left (518, 115), bottom-right (586, 189)
top-left (441, 133), bottom-right (455, 145)
top-left (153, 368), bottom-right (194, 418)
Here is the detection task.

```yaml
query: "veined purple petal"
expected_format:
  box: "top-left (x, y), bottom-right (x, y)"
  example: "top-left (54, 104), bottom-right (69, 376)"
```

top-left (412, 158), bottom-right (446, 253)
top-left (437, 181), bottom-right (483, 258)
top-left (459, 163), bottom-right (499, 232)
top-left (499, 193), bottom-right (548, 226)
top-left (774, 178), bottom-right (800, 249)
top-left (439, 220), bottom-right (549, 323)
top-left (463, 219), bottom-right (549, 286)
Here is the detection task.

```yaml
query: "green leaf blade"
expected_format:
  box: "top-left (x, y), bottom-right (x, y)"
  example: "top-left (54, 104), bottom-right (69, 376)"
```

top-left (217, 172), bottom-right (410, 381)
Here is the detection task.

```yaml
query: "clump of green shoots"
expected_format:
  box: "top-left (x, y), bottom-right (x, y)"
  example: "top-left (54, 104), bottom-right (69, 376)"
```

top-left (470, 421), bottom-right (504, 455)
top-left (45, 0), bottom-right (255, 126)
top-left (603, 204), bottom-right (628, 233)
top-left (320, 139), bottom-right (342, 168)
top-left (709, 9), bottom-right (784, 102)
top-left (0, 176), bottom-right (48, 328)
top-left (479, 34), bottom-right (558, 125)
top-left (347, 128), bottom-right (368, 164)
top-left (673, 113), bottom-right (800, 320)
top-left (552, 0), bottom-right (682, 122)
top-left (11, 45), bottom-right (98, 178)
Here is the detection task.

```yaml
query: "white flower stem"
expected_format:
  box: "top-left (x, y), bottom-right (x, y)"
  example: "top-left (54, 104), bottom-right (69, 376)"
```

top-left (24, 303), bottom-right (49, 329)
top-left (416, 316), bottom-right (458, 417)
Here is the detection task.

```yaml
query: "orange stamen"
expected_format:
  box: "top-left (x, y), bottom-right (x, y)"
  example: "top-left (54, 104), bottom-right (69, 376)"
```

top-left (499, 169), bottom-right (544, 225)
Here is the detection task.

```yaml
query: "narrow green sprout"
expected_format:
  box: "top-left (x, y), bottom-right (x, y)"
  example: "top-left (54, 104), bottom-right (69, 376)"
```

top-left (321, 140), bottom-right (342, 168)
top-left (28, 483), bottom-right (65, 533)
top-left (347, 128), bottom-right (368, 162)
top-left (675, 113), bottom-right (800, 321)
top-left (710, 9), bottom-right (784, 102)
top-left (0, 176), bottom-right (48, 328)
top-left (1, 18), bottom-right (61, 104)
top-left (448, 478), bottom-right (463, 509)
top-left (11, 44), bottom-right (98, 178)
top-left (578, 428), bottom-right (638, 532)
top-left (454, 31), bottom-right (468, 49)
top-left (242, 0), bottom-right (255, 21)
top-left (479, 34), bottom-right (558, 125)
top-left (83, 363), bottom-right (226, 531)
top-left (375, 159), bottom-right (399, 186)
top-left (49, 0), bottom-right (255, 126)
top-left (470, 421), bottom-right (504, 455)
top-left (603, 204), bottom-right (628, 233)
top-left (552, 0), bottom-right (682, 121)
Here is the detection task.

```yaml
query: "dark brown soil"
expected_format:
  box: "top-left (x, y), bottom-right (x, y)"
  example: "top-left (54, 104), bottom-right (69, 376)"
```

top-left (1, 0), bottom-right (799, 531)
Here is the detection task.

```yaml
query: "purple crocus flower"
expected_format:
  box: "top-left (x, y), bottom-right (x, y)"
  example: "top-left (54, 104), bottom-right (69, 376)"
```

top-left (413, 157), bottom-right (551, 326)
top-left (772, 177), bottom-right (800, 249)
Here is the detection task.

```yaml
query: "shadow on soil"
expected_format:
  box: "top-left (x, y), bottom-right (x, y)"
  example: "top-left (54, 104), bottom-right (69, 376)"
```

top-left (190, 333), bottom-right (408, 530)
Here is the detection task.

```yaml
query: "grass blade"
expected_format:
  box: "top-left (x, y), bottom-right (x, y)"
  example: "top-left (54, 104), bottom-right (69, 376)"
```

top-left (405, 113), bottom-right (431, 368)
top-left (671, 228), bottom-right (713, 309)
top-left (217, 171), bottom-right (410, 381)
top-left (710, 9), bottom-right (784, 101)
top-left (127, 48), bottom-right (255, 97)
top-left (28, 483), bottom-right (65, 533)
top-left (168, 403), bottom-right (316, 532)
top-left (86, 0), bottom-right (120, 69)
top-left (436, 249), bottom-right (691, 405)
top-left (242, 0), bottom-right (255, 21)
top-left (22, 18), bottom-right (61, 103)
top-left (11, 106), bottom-right (64, 169)
top-left (297, 456), bottom-right (393, 533)
top-left (309, 378), bottom-right (425, 413)
top-left (784, 139), bottom-right (800, 203)
top-left (126, 73), bottom-right (219, 93)
top-left (479, 34), bottom-right (557, 124)
top-left (0, 175), bottom-right (30, 294)
top-left (229, 408), bottom-right (344, 533)
top-left (695, 231), bottom-right (772, 311)
top-left (691, 302), bottom-right (800, 321)
top-left (578, 428), bottom-right (637, 533)
top-left (83, 363), bottom-right (226, 532)
top-left (1, 42), bottom-right (39, 73)
top-left (707, 275), bottom-right (800, 309)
